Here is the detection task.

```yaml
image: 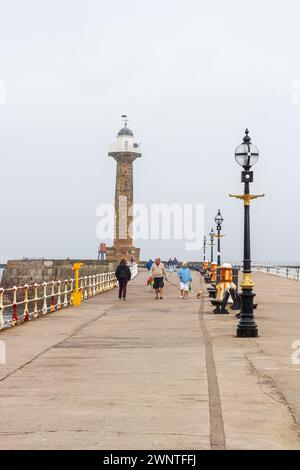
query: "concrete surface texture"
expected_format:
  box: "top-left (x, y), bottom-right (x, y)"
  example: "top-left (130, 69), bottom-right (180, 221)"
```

top-left (0, 269), bottom-right (300, 450)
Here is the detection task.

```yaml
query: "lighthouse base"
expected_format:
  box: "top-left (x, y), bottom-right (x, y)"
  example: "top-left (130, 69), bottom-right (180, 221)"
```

top-left (106, 245), bottom-right (140, 264)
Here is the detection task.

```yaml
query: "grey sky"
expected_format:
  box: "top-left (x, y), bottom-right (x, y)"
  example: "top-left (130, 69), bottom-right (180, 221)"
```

top-left (0, 0), bottom-right (299, 262)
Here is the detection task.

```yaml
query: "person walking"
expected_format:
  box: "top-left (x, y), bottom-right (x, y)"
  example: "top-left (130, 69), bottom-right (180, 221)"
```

top-left (146, 258), bottom-right (153, 271)
top-left (178, 261), bottom-right (192, 299)
top-left (115, 259), bottom-right (131, 300)
top-left (150, 257), bottom-right (167, 299)
top-left (167, 258), bottom-right (174, 272)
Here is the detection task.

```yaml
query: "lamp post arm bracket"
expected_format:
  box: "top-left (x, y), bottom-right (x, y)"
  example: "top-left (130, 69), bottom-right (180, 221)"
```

top-left (229, 193), bottom-right (265, 206)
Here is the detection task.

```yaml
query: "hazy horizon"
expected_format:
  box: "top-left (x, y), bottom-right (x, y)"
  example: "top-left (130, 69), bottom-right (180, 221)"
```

top-left (1, 0), bottom-right (300, 262)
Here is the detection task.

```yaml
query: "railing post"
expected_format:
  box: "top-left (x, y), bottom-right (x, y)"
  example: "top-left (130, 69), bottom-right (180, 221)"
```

top-left (42, 282), bottom-right (48, 315)
top-left (50, 281), bottom-right (56, 312)
top-left (23, 284), bottom-right (29, 321)
top-left (110, 272), bottom-right (114, 289)
top-left (92, 275), bottom-right (95, 296)
top-left (12, 286), bottom-right (18, 326)
top-left (79, 277), bottom-right (83, 300)
top-left (70, 279), bottom-right (74, 305)
top-left (88, 275), bottom-right (92, 297)
top-left (57, 280), bottom-right (62, 310)
top-left (83, 276), bottom-right (88, 299)
top-left (33, 283), bottom-right (39, 318)
top-left (63, 280), bottom-right (68, 307)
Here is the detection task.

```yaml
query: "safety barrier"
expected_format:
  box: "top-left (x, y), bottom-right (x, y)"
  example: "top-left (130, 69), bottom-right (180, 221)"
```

top-left (254, 265), bottom-right (300, 282)
top-left (0, 272), bottom-right (117, 330)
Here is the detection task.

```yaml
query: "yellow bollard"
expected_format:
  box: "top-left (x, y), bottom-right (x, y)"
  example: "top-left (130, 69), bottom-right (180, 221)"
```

top-left (72, 262), bottom-right (84, 305)
top-left (210, 262), bottom-right (218, 283)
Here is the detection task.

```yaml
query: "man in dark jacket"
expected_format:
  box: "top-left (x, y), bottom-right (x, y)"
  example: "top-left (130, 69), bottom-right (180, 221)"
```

top-left (115, 259), bottom-right (132, 300)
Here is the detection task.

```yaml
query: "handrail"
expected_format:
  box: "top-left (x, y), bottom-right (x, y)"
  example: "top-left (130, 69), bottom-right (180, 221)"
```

top-left (0, 263), bottom-right (139, 330)
top-left (253, 265), bottom-right (300, 282)
top-left (0, 272), bottom-right (117, 330)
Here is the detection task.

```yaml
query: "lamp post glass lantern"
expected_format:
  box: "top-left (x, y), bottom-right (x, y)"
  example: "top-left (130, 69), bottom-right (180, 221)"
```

top-left (230, 129), bottom-right (264, 338)
top-left (214, 209), bottom-right (223, 266)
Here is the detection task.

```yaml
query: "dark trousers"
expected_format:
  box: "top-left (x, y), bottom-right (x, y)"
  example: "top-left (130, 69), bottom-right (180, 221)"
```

top-left (118, 280), bottom-right (128, 299)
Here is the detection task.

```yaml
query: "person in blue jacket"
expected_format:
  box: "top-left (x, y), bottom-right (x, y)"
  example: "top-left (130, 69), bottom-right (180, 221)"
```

top-left (146, 259), bottom-right (153, 271)
top-left (177, 261), bottom-right (192, 299)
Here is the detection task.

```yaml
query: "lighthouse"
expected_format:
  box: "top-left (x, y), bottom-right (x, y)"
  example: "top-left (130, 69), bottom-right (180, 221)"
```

top-left (106, 116), bottom-right (141, 263)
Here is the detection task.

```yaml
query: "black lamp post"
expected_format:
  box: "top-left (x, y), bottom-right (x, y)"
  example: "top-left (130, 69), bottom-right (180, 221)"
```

top-left (203, 235), bottom-right (207, 262)
top-left (214, 209), bottom-right (224, 266)
top-left (230, 129), bottom-right (264, 338)
top-left (209, 228), bottom-right (215, 263)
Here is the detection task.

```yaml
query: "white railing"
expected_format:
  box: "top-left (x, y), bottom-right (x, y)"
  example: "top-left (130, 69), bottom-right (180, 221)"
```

top-left (0, 272), bottom-right (117, 330)
top-left (254, 265), bottom-right (300, 281)
top-left (130, 263), bottom-right (138, 279)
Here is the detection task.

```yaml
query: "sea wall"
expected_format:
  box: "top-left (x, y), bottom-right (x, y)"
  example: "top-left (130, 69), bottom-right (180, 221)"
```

top-left (1, 259), bottom-right (117, 288)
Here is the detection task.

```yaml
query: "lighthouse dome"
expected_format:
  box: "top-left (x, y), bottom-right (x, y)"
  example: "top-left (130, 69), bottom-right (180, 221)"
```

top-left (117, 124), bottom-right (133, 137)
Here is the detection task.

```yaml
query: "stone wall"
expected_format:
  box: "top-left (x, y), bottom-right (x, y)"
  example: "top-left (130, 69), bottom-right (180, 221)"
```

top-left (1, 259), bottom-right (117, 288)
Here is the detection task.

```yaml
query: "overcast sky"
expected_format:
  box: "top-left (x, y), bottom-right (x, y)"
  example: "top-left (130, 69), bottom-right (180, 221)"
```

top-left (0, 0), bottom-right (300, 262)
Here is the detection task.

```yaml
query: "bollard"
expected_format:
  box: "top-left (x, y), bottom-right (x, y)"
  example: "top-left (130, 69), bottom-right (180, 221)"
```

top-left (72, 263), bottom-right (84, 306)
top-left (210, 262), bottom-right (218, 283)
top-left (203, 260), bottom-right (209, 271)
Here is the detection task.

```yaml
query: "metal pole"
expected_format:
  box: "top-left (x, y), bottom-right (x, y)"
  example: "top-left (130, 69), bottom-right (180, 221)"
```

top-left (236, 177), bottom-right (258, 337)
top-left (217, 225), bottom-right (221, 266)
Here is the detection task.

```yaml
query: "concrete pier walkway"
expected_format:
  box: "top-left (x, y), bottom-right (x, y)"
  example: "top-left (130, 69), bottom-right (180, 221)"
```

top-left (0, 269), bottom-right (300, 450)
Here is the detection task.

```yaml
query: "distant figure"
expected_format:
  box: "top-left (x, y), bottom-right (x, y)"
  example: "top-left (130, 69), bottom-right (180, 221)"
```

top-left (173, 257), bottom-right (178, 270)
top-left (150, 257), bottom-right (167, 300)
top-left (146, 258), bottom-right (153, 271)
top-left (115, 259), bottom-right (132, 300)
top-left (178, 261), bottom-right (192, 299)
top-left (167, 258), bottom-right (174, 272)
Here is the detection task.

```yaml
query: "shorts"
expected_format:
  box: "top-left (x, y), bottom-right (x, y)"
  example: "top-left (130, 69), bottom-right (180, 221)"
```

top-left (180, 282), bottom-right (189, 291)
top-left (153, 277), bottom-right (164, 289)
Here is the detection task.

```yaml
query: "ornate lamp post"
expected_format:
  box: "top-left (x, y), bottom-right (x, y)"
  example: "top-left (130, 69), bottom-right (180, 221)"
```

top-left (230, 129), bottom-right (264, 337)
top-left (214, 209), bottom-right (224, 266)
top-left (209, 228), bottom-right (215, 264)
top-left (203, 235), bottom-right (207, 262)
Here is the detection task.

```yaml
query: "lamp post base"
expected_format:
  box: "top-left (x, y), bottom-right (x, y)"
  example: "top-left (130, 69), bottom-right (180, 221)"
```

top-left (236, 288), bottom-right (258, 337)
top-left (236, 325), bottom-right (258, 337)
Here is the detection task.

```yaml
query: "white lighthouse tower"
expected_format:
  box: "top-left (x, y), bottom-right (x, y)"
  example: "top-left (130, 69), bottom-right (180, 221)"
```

top-left (106, 116), bottom-right (142, 262)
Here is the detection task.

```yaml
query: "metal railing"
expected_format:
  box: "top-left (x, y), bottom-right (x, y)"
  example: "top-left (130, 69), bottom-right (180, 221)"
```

top-left (253, 265), bottom-right (300, 281)
top-left (0, 263), bottom-right (139, 330)
top-left (0, 272), bottom-right (118, 330)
